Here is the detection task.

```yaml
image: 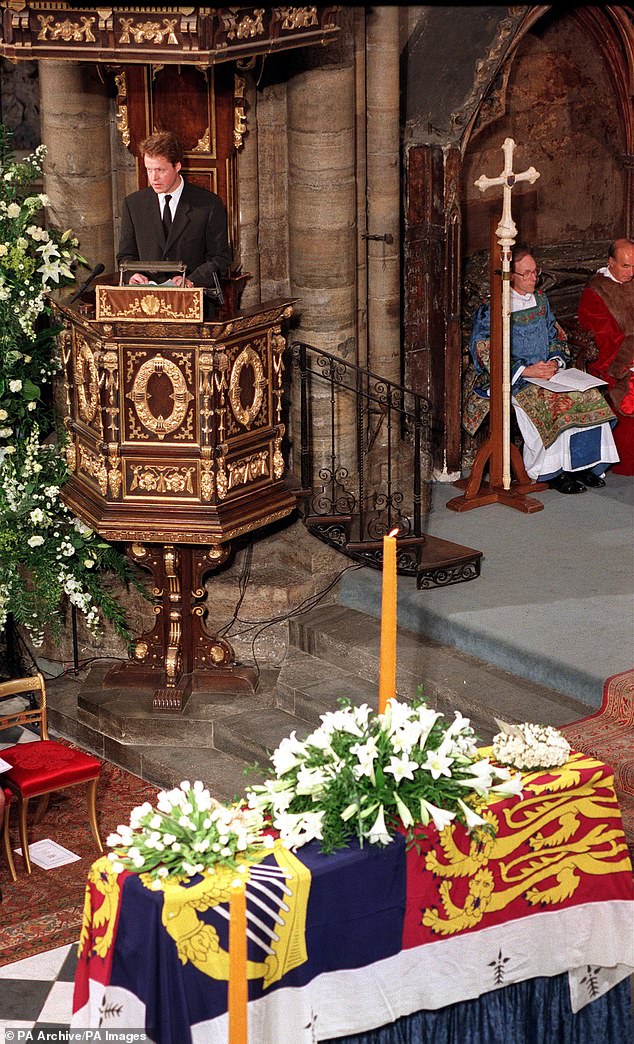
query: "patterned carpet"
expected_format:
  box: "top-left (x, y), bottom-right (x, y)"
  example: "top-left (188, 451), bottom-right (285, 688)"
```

top-left (561, 668), bottom-right (634, 854)
top-left (0, 753), bottom-right (158, 967)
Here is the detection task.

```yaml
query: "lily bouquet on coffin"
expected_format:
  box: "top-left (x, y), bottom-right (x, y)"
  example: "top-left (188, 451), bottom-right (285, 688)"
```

top-left (245, 697), bottom-right (524, 853)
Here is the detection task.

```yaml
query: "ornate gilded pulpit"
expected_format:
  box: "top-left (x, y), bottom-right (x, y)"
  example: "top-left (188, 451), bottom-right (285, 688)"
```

top-left (52, 283), bottom-right (297, 711)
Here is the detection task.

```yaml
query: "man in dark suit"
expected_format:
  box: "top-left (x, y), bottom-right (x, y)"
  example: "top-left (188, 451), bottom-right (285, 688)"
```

top-left (116, 130), bottom-right (232, 288)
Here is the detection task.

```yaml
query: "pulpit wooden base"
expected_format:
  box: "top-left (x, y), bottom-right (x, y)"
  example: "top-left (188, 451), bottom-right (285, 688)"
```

top-left (103, 662), bottom-right (258, 713)
top-left (103, 542), bottom-right (258, 713)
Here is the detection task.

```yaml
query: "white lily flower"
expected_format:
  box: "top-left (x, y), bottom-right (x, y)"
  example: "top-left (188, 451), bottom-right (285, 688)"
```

top-left (489, 775), bottom-right (524, 799)
top-left (457, 798), bottom-right (488, 833)
top-left (350, 736), bottom-right (379, 781)
top-left (295, 765), bottom-right (330, 796)
top-left (385, 753), bottom-right (419, 782)
top-left (419, 798), bottom-right (455, 833)
top-left (381, 698), bottom-right (411, 734)
top-left (271, 731), bottom-right (305, 775)
top-left (420, 748), bottom-right (454, 780)
top-left (394, 792), bottom-right (414, 827)
top-left (366, 805), bottom-right (392, 846)
top-left (416, 707), bottom-right (443, 749)
top-left (454, 759), bottom-right (495, 796)
top-left (274, 810), bottom-right (324, 850)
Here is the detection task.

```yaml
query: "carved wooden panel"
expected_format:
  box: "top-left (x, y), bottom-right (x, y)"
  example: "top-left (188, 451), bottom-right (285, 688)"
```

top-left (53, 294), bottom-right (295, 545)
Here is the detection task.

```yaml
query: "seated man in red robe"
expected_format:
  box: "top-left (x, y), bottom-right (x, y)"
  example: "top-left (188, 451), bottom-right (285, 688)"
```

top-left (578, 238), bottom-right (634, 475)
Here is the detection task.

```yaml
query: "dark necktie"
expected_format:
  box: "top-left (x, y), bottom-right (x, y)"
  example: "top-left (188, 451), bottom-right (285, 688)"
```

top-left (162, 194), bottom-right (173, 238)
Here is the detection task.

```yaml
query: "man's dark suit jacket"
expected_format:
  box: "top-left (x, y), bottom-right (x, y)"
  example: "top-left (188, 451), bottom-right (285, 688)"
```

top-left (116, 181), bottom-right (232, 287)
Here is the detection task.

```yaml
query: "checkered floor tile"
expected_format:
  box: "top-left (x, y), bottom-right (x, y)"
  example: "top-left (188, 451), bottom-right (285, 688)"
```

top-left (0, 942), bottom-right (76, 1033)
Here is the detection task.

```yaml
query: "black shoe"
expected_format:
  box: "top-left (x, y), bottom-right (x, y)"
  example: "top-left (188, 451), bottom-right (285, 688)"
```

top-left (549, 472), bottom-right (587, 494)
top-left (579, 470), bottom-right (606, 488)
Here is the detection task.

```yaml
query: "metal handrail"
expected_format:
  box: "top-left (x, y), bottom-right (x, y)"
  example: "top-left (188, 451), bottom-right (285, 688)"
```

top-left (290, 341), bottom-right (432, 546)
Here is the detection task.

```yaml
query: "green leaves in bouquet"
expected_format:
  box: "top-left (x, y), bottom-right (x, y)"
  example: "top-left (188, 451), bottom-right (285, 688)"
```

top-left (0, 124), bottom-right (140, 646)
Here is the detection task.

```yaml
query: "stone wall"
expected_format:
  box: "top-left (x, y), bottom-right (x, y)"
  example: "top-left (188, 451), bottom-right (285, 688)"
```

top-left (0, 59), bottom-right (39, 150)
top-left (462, 14), bottom-right (627, 254)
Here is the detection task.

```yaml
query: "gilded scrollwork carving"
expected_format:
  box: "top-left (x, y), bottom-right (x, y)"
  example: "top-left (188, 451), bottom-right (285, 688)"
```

top-left (192, 127), bottom-right (211, 152)
top-left (165, 609), bottom-right (182, 687)
top-left (229, 344), bottom-right (266, 428)
top-left (200, 448), bottom-right (214, 502)
top-left (129, 464), bottom-right (196, 496)
top-left (213, 351), bottom-right (230, 442)
top-left (277, 7), bottom-right (318, 31)
top-left (199, 351), bottom-right (214, 444)
top-left (216, 447), bottom-right (228, 501)
top-left (228, 451), bottom-right (269, 491)
top-left (96, 287), bottom-right (203, 323)
top-left (128, 353), bottom-right (193, 441)
top-left (37, 14), bottom-right (96, 43)
top-left (66, 439), bottom-right (77, 473)
top-left (102, 348), bottom-right (120, 443)
top-left (273, 424), bottom-right (285, 479)
top-left (74, 335), bottom-right (102, 431)
top-left (220, 8), bottom-right (265, 42)
top-left (118, 16), bottom-right (179, 46)
top-left (234, 73), bottom-right (248, 151)
top-left (107, 445), bottom-right (123, 499)
top-left (114, 70), bottom-right (130, 148)
top-left (272, 329), bottom-right (286, 424)
top-left (79, 444), bottom-right (108, 495)
top-left (58, 324), bottom-right (73, 422)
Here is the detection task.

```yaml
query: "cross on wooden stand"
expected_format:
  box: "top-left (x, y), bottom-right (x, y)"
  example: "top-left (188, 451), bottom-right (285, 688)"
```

top-left (448, 137), bottom-right (548, 513)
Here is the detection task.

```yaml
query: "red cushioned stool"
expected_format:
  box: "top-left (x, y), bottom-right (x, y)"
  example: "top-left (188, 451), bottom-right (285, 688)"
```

top-left (0, 673), bottom-right (102, 874)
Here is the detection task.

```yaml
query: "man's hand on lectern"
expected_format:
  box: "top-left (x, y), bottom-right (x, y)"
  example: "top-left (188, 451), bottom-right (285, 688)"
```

top-left (129, 273), bottom-right (149, 285)
top-left (171, 275), bottom-right (194, 288)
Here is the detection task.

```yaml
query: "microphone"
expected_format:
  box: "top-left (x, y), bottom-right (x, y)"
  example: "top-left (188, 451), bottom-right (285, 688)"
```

top-left (70, 263), bottom-right (105, 303)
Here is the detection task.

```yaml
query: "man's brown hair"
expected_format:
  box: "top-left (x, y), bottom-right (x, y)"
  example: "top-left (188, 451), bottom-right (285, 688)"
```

top-left (139, 131), bottom-right (183, 166)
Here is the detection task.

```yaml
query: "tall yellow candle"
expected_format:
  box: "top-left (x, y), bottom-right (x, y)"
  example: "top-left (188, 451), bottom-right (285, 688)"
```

top-left (229, 878), bottom-right (248, 1044)
top-left (378, 528), bottom-right (398, 714)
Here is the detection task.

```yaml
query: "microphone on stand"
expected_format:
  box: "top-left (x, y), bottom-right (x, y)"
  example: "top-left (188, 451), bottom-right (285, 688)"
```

top-left (69, 263), bottom-right (105, 303)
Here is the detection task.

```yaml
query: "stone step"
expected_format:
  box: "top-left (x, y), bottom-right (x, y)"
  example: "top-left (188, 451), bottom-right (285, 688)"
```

top-left (276, 647), bottom-right (379, 723)
top-left (45, 661), bottom-right (319, 802)
top-left (286, 603), bottom-right (590, 744)
top-left (44, 600), bottom-right (591, 806)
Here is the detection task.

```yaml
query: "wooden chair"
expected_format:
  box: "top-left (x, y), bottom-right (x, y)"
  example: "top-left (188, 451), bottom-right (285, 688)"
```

top-left (0, 673), bottom-right (102, 874)
top-left (1, 787), bottom-right (16, 882)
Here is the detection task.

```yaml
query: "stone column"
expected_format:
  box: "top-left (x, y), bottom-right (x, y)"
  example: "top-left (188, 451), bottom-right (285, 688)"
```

top-left (287, 64), bottom-right (356, 356)
top-left (287, 55), bottom-right (357, 514)
top-left (237, 69), bottom-right (261, 307)
top-left (365, 6), bottom-right (401, 385)
top-left (38, 61), bottom-right (114, 275)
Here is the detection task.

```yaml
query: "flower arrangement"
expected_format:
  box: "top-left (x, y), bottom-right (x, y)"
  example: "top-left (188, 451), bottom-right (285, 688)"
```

top-left (104, 702), bottom-right (528, 881)
top-left (245, 697), bottom-right (524, 853)
top-left (107, 780), bottom-right (275, 883)
top-left (492, 720), bottom-right (571, 771)
top-left (0, 124), bottom-right (138, 645)
top-left (0, 426), bottom-right (133, 643)
top-left (0, 127), bottom-right (82, 439)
